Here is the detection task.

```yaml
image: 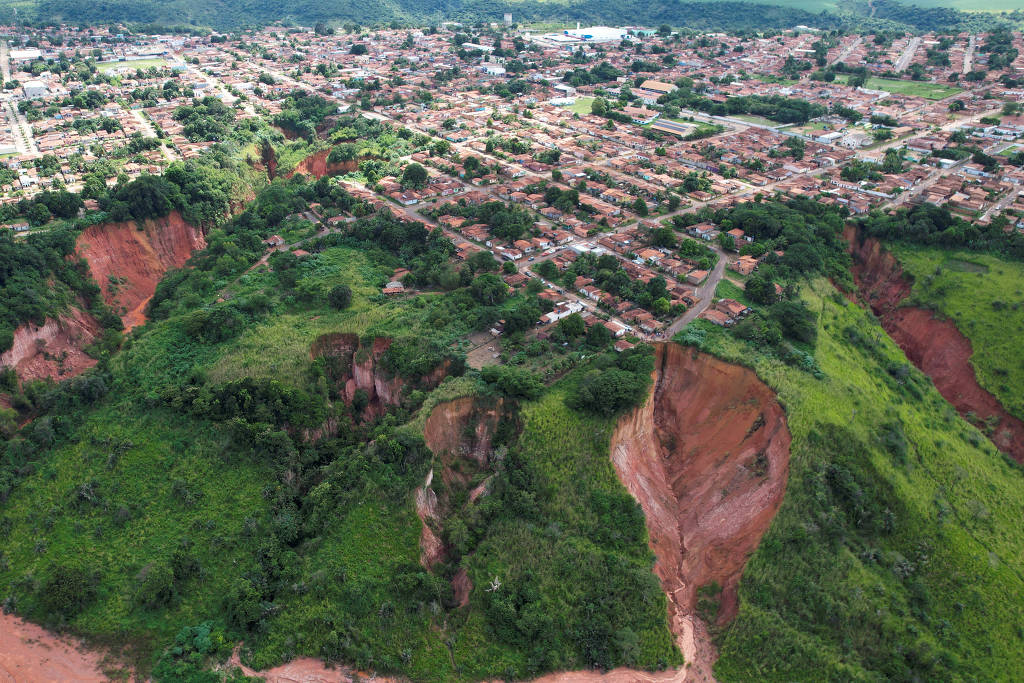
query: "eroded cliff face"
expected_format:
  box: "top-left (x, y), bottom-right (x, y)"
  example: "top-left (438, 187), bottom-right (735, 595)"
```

top-left (848, 231), bottom-right (1024, 462)
top-left (76, 210), bottom-right (206, 329)
top-left (288, 149), bottom-right (358, 179)
top-left (417, 395), bottom-right (506, 579)
top-left (1, 306), bottom-right (101, 381)
top-left (311, 333), bottom-right (452, 421)
top-left (607, 343), bottom-right (791, 681)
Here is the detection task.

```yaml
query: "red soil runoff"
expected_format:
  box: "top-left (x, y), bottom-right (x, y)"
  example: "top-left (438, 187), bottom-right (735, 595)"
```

top-left (0, 305), bottom-right (102, 382)
top-left (76, 210), bottom-right (206, 330)
top-left (0, 612), bottom-right (109, 682)
top-left (848, 231), bottom-right (1024, 463)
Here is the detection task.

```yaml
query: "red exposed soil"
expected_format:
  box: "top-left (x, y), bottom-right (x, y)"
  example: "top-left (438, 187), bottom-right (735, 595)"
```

top-left (0, 306), bottom-right (102, 382)
top-left (228, 646), bottom-right (396, 683)
top-left (76, 210), bottom-right (205, 330)
top-left (0, 613), bottom-right (110, 682)
top-left (287, 149), bottom-right (358, 179)
top-left (598, 343), bottom-right (790, 682)
top-left (848, 231), bottom-right (1024, 462)
top-left (416, 396), bottom-right (505, 571)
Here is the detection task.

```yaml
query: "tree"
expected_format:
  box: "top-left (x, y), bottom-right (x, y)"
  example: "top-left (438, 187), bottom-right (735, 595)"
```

top-left (717, 233), bottom-right (736, 251)
top-left (591, 97), bottom-right (608, 116)
top-left (557, 312), bottom-right (586, 338)
top-left (632, 197), bottom-right (648, 217)
top-left (328, 284), bottom-right (352, 309)
top-left (586, 321), bottom-right (612, 348)
top-left (350, 43), bottom-right (368, 55)
top-left (401, 162), bottom-right (428, 189)
top-left (470, 273), bottom-right (508, 305)
top-left (468, 250), bottom-right (499, 273)
top-left (745, 274), bottom-right (776, 305)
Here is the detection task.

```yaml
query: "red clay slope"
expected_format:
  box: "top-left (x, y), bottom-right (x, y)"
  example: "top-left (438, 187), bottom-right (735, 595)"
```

top-left (288, 149), bottom-right (358, 179)
top-left (849, 232), bottom-right (1024, 462)
top-left (0, 306), bottom-right (101, 381)
top-left (76, 210), bottom-right (205, 330)
top-left (596, 342), bottom-right (790, 682)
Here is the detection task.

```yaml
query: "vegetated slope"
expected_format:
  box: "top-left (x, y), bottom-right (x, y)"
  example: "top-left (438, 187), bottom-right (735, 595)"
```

top-left (848, 233), bottom-right (1024, 463)
top-left (18, 0), bottom-right (1003, 32)
top-left (609, 342), bottom-right (790, 679)
top-left (76, 210), bottom-right (206, 330)
top-left (681, 281), bottom-right (1024, 681)
top-left (889, 244), bottom-right (1024, 421)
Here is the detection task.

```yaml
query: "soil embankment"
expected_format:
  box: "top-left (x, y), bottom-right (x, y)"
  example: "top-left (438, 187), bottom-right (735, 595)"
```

top-left (287, 149), bottom-right (358, 179)
top-left (0, 306), bottom-right (102, 381)
top-left (418, 396), bottom-right (505, 577)
top-left (311, 333), bottom-right (451, 421)
top-left (76, 211), bottom-right (205, 330)
top-left (600, 342), bottom-right (791, 681)
top-left (848, 230), bottom-right (1024, 462)
top-left (0, 612), bottom-right (109, 682)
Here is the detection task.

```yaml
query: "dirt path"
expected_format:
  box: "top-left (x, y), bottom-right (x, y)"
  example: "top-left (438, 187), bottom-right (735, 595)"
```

top-left (0, 613), bottom-right (110, 682)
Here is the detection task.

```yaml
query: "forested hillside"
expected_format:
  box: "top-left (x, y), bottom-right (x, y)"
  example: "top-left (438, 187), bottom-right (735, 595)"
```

top-left (0, 0), bottom-right (1011, 34)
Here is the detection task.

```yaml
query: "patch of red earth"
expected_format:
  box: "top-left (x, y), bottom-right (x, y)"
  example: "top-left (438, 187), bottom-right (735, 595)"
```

top-left (0, 306), bottom-right (102, 382)
top-left (848, 232), bottom-right (1024, 463)
top-left (287, 149), bottom-right (358, 179)
top-left (0, 613), bottom-right (109, 682)
top-left (76, 210), bottom-right (205, 330)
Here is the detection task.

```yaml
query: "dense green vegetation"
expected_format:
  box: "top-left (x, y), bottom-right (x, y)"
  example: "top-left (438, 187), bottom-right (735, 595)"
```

top-left (3, 0), bottom-right (1011, 33)
top-left (681, 280), bottom-right (1024, 681)
top-left (0, 170), bottom-right (680, 680)
top-left (0, 227), bottom-right (120, 354)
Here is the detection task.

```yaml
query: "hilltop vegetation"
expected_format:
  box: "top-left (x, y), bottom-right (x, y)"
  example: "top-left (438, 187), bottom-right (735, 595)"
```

top-left (0, 0), bottom-right (1010, 34)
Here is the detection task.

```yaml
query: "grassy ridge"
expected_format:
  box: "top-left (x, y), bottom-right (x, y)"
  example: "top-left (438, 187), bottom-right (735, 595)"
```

top-left (891, 245), bottom-right (1024, 421)
top-left (888, 248), bottom-right (1024, 421)
top-left (685, 280), bottom-right (1024, 681)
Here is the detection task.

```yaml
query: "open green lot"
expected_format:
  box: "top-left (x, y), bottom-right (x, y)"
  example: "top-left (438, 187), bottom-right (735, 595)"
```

top-left (97, 57), bottom-right (168, 73)
top-left (568, 96), bottom-right (595, 115)
top-left (834, 75), bottom-right (962, 100)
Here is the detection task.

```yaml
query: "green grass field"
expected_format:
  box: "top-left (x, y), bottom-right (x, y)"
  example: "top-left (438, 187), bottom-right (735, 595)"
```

top-left (834, 75), bottom-right (963, 100)
top-left (891, 245), bottom-right (1024, 421)
top-left (96, 58), bottom-right (168, 73)
top-left (731, 114), bottom-right (782, 127)
top-left (568, 96), bottom-right (595, 115)
top-left (680, 279), bottom-right (1024, 681)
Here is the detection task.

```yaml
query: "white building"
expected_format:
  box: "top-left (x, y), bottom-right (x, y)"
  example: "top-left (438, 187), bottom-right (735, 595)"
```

top-left (22, 80), bottom-right (47, 99)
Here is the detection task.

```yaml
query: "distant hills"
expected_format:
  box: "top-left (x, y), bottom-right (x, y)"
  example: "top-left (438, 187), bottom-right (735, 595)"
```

top-left (0, 0), bottom-right (1016, 33)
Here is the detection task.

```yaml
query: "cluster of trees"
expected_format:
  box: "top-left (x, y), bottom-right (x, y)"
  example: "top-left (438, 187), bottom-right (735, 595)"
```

top-left (173, 96), bottom-right (237, 142)
top-left (858, 203), bottom-right (1024, 260)
top-left (434, 199), bottom-right (535, 244)
top-left (274, 90), bottom-right (337, 140)
top-left (568, 345), bottom-right (654, 416)
top-left (659, 84), bottom-right (826, 125)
